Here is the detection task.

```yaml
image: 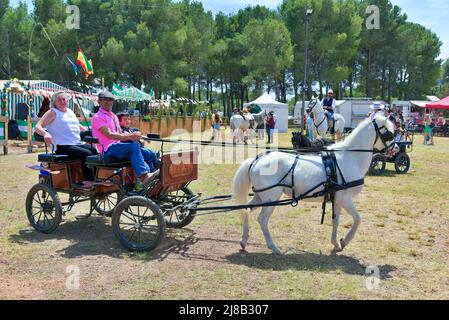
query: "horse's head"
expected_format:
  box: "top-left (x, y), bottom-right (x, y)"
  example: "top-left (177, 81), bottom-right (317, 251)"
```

top-left (372, 116), bottom-right (396, 152)
top-left (307, 97), bottom-right (323, 114)
top-left (292, 131), bottom-right (313, 149)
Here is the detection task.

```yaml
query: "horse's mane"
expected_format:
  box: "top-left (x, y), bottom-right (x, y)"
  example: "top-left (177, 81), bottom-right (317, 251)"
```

top-left (329, 116), bottom-right (394, 150)
top-left (329, 118), bottom-right (371, 150)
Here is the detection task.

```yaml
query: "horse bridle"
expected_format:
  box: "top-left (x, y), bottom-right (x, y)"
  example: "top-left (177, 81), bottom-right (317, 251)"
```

top-left (372, 119), bottom-right (395, 152)
top-left (307, 99), bottom-right (319, 113)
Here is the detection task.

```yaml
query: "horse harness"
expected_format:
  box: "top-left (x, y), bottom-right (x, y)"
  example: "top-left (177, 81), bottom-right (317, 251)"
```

top-left (248, 150), bottom-right (365, 224)
top-left (247, 119), bottom-right (394, 224)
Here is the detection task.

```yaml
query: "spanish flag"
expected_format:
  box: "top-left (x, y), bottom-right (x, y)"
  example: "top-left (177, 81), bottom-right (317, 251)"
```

top-left (76, 48), bottom-right (94, 79)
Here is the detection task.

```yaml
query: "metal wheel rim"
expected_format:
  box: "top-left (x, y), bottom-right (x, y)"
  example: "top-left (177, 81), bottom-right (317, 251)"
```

top-left (118, 204), bottom-right (161, 249)
top-left (163, 190), bottom-right (193, 225)
top-left (30, 189), bottom-right (57, 229)
top-left (95, 192), bottom-right (120, 215)
top-left (397, 155), bottom-right (409, 172)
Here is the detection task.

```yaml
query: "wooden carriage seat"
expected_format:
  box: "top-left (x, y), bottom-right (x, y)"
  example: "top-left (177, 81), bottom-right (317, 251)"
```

top-left (38, 154), bottom-right (70, 163)
top-left (85, 155), bottom-right (131, 168)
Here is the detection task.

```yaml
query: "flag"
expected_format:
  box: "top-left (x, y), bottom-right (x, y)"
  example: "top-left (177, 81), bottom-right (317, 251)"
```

top-left (149, 87), bottom-right (155, 98)
top-left (112, 83), bottom-right (121, 95)
top-left (66, 55), bottom-right (79, 76)
top-left (76, 48), bottom-right (94, 79)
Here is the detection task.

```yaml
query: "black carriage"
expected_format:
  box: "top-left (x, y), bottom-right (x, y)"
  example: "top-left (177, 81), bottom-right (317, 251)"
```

top-left (369, 129), bottom-right (414, 175)
top-left (26, 134), bottom-right (199, 252)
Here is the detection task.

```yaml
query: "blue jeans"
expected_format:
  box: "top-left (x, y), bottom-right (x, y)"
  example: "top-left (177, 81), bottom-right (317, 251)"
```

top-left (140, 147), bottom-right (158, 173)
top-left (105, 142), bottom-right (155, 177)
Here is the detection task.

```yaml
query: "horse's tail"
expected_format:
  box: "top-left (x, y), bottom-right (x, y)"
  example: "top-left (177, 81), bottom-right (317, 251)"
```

top-left (231, 158), bottom-right (254, 205)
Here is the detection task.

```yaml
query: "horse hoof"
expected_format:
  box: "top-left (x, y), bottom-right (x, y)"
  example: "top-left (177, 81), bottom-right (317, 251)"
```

top-left (340, 238), bottom-right (347, 250)
top-left (332, 246), bottom-right (343, 253)
top-left (240, 241), bottom-right (247, 251)
top-left (271, 248), bottom-right (283, 255)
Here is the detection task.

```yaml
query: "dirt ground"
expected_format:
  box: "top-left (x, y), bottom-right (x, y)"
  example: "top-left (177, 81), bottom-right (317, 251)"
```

top-left (0, 132), bottom-right (448, 300)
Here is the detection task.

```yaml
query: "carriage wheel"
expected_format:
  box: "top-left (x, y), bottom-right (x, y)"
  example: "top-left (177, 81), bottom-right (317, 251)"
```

top-left (394, 153), bottom-right (410, 174)
top-left (159, 187), bottom-right (196, 229)
top-left (26, 184), bottom-right (62, 234)
top-left (112, 196), bottom-right (165, 252)
top-left (93, 191), bottom-right (123, 217)
top-left (369, 154), bottom-right (387, 176)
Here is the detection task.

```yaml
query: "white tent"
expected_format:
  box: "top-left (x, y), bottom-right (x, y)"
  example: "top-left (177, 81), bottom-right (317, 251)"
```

top-left (244, 93), bottom-right (289, 133)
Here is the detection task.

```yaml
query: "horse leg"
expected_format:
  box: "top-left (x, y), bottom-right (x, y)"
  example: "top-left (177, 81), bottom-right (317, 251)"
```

top-left (331, 204), bottom-right (342, 252)
top-left (233, 129), bottom-right (239, 144)
top-left (240, 195), bottom-right (261, 251)
top-left (339, 197), bottom-right (362, 250)
top-left (258, 206), bottom-right (282, 255)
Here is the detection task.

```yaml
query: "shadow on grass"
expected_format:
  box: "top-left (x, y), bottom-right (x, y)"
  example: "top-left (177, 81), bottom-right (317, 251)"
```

top-left (370, 170), bottom-right (405, 178)
top-left (8, 218), bottom-right (198, 262)
top-left (225, 251), bottom-right (396, 279)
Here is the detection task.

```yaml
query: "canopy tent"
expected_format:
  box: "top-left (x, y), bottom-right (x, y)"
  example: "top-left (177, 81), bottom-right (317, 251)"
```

top-left (0, 80), bottom-right (97, 119)
top-left (243, 93), bottom-right (289, 133)
top-left (114, 86), bottom-right (153, 102)
top-left (425, 96), bottom-right (449, 109)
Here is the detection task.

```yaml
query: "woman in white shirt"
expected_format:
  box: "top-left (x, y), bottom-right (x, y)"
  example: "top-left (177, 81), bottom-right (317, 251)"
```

top-left (35, 92), bottom-right (97, 180)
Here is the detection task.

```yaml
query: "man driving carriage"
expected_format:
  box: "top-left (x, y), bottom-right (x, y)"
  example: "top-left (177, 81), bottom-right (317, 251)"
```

top-left (321, 89), bottom-right (337, 134)
top-left (92, 91), bottom-right (160, 188)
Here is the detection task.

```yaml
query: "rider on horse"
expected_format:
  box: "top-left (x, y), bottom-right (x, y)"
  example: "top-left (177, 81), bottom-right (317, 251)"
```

top-left (321, 89), bottom-right (336, 134)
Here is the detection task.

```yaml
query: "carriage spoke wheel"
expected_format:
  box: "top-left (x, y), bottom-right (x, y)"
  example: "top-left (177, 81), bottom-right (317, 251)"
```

top-left (158, 187), bottom-right (196, 229)
top-left (93, 191), bottom-right (122, 217)
top-left (112, 197), bottom-right (165, 252)
top-left (26, 184), bottom-right (62, 234)
top-left (369, 154), bottom-right (387, 176)
top-left (394, 153), bottom-right (410, 174)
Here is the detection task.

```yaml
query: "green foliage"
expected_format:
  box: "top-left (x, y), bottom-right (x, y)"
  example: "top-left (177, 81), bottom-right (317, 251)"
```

top-left (157, 107), bottom-right (163, 131)
top-left (0, 0), bottom-right (442, 105)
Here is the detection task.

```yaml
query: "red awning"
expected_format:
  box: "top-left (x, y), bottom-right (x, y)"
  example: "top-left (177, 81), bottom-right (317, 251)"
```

top-left (425, 96), bottom-right (449, 109)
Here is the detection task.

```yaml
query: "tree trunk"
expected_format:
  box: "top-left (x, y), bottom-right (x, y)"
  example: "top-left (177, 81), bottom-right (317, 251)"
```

top-left (282, 73), bottom-right (287, 103)
top-left (349, 70), bottom-right (354, 98)
top-left (198, 76), bottom-right (201, 101)
top-left (192, 76), bottom-right (196, 101)
top-left (381, 67), bottom-right (386, 100)
top-left (240, 84), bottom-right (244, 108)
top-left (188, 76), bottom-right (192, 100)
top-left (220, 77), bottom-right (226, 115)
top-left (293, 74), bottom-right (299, 104)
top-left (367, 48), bottom-right (372, 97)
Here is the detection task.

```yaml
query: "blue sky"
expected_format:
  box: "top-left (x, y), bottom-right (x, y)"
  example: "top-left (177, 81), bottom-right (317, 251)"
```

top-left (10, 0), bottom-right (449, 59)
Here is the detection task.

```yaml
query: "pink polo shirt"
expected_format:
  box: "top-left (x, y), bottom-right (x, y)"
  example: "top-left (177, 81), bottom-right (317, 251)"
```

top-left (92, 108), bottom-right (122, 153)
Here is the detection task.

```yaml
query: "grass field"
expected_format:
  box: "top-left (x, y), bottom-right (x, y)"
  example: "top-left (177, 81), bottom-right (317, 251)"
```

top-left (0, 130), bottom-right (448, 300)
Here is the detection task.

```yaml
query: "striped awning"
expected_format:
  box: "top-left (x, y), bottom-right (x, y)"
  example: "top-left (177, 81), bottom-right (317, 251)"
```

top-left (1, 80), bottom-right (98, 118)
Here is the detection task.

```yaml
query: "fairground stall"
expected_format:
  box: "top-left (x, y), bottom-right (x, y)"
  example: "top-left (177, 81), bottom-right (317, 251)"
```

top-left (0, 79), bottom-right (97, 154)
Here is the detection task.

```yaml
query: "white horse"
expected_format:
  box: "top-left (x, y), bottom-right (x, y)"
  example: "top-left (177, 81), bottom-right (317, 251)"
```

top-left (230, 110), bottom-right (267, 144)
top-left (308, 98), bottom-right (346, 140)
top-left (231, 116), bottom-right (395, 254)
